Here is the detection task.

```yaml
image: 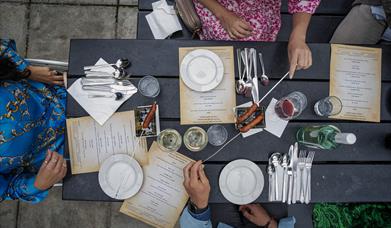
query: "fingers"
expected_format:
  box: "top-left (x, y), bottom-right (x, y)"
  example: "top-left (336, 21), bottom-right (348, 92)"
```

top-left (198, 164), bottom-right (209, 184)
top-left (54, 155), bottom-right (64, 174)
top-left (239, 20), bottom-right (253, 32)
top-left (183, 161), bottom-right (193, 187)
top-left (227, 29), bottom-right (239, 40)
top-left (60, 161), bottom-right (67, 178)
top-left (46, 151), bottom-right (60, 169)
top-left (41, 150), bottom-right (52, 169)
top-left (289, 56), bottom-right (298, 79)
top-left (190, 160), bottom-right (202, 181)
top-left (242, 209), bottom-right (257, 224)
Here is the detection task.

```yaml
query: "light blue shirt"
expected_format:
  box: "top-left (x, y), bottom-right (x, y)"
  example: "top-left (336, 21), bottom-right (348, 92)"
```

top-left (179, 205), bottom-right (296, 228)
top-left (371, 5), bottom-right (391, 41)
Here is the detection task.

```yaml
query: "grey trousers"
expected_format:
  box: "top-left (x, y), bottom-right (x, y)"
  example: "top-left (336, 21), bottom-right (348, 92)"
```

top-left (330, 4), bottom-right (387, 44)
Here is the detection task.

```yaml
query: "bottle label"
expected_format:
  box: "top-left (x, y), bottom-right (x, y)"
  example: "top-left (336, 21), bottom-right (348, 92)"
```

top-left (309, 130), bottom-right (319, 138)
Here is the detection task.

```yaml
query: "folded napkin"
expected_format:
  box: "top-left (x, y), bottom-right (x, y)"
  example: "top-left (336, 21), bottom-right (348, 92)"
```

top-left (146, 0), bottom-right (182, 39)
top-left (67, 59), bottom-right (137, 125)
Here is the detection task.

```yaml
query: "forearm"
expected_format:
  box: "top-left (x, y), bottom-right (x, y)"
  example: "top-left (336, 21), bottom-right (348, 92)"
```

top-left (197, 0), bottom-right (229, 20)
top-left (290, 13), bottom-right (312, 42)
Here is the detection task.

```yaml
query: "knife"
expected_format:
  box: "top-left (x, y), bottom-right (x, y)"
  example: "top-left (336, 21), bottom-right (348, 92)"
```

top-left (292, 142), bottom-right (298, 204)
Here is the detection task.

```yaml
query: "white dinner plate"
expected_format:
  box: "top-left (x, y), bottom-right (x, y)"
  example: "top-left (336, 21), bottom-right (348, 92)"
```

top-left (219, 159), bottom-right (264, 205)
top-left (98, 154), bottom-right (143, 200)
top-left (180, 49), bottom-right (224, 92)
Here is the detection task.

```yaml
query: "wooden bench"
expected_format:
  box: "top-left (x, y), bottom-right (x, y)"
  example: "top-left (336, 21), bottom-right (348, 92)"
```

top-left (137, 0), bottom-right (354, 42)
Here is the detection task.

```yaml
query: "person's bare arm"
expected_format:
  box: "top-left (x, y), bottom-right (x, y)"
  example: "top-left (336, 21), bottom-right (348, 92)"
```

top-left (197, 0), bottom-right (253, 39)
top-left (288, 12), bottom-right (313, 78)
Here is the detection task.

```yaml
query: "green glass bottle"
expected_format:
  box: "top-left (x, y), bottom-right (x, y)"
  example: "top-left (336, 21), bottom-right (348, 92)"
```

top-left (296, 125), bottom-right (357, 150)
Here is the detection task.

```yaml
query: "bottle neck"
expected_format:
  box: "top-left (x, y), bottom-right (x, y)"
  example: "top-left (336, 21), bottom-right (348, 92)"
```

top-left (334, 133), bottom-right (357, 145)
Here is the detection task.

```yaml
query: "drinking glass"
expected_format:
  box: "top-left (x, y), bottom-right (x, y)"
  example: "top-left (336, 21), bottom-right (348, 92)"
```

top-left (157, 129), bottom-right (182, 152)
top-left (207, 125), bottom-right (228, 146)
top-left (275, 91), bottom-right (307, 120)
top-left (314, 96), bottom-right (342, 117)
top-left (138, 75), bottom-right (160, 98)
top-left (183, 127), bottom-right (208, 152)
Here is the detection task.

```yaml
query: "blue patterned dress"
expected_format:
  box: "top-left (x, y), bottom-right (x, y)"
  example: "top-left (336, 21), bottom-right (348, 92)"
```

top-left (0, 39), bottom-right (66, 203)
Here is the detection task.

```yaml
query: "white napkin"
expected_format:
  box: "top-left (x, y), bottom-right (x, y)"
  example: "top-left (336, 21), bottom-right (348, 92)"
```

top-left (236, 102), bottom-right (264, 138)
top-left (146, 0), bottom-right (182, 39)
top-left (86, 58), bottom-right (116, 75)
top-left (264, 98), bottom-right (289, 138)
top-left (67, 59), bottom-right (137, 125)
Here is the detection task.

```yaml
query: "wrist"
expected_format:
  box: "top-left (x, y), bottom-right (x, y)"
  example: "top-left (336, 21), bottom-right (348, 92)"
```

top-left (190, 199), bottom-right (208, 210)
top-left (33, 179), bottom-right (46, 191)
top-left (289, 31), bottom-right (306, 43)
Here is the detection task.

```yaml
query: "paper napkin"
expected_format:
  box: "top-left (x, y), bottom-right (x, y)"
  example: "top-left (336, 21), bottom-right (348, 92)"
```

top-left (67, 59), bottom-right (137, 125)
top-left (146, 0), bottom-right (182, 39)
top-left (264, 98), bottom-right (289, 138)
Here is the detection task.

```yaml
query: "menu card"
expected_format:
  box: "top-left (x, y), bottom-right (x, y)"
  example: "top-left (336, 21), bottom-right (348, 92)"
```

top-left (179, 46), bottom-right (236, 125)
top-left (66, 111), bottom-right (148, 174)
top-left (120, 142), bottom-right (193, 228)
top-left (330, 44), bottom-right (382, 122)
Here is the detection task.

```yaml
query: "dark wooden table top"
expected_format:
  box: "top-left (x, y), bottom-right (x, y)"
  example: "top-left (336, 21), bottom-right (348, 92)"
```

top-left (63, 39), bottom-right (391, 205)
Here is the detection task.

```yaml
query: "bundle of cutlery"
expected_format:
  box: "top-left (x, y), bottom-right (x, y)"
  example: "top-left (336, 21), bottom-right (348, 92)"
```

top-left (268, 142), bottom-right (315, 204)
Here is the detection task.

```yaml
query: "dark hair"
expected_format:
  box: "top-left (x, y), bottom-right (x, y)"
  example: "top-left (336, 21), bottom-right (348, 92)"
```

top-left (0, 58), bottom-right (30, 81)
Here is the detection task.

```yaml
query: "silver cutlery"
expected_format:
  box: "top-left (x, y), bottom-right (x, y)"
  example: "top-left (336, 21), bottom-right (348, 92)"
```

top-left (84, 58), bottom-right (130, 71)
top-left (267, 165), bottom-right (274, 201)
top-left (258, 53), bottom-right (269, 86)
top-left (292, 142), bottom-right (299, 204)
top-left (271, 153), bottom-right (281, 201)
top-left (304, 151), bottom-right (315, 204)
top-left (251, 49), bottom-right (259, 103)
top-left (88, 92), bottom-right (124, 101)
top-left (281, 154), bottom-right (288, 203)
top-left (81, 77), bottom-right (132, 87)
top-left (236, 49), bottom-right (246, 94)
top-left (298, 150), bottom-right (306, 203)
top-left (287, 145), bottom-right (294, 204)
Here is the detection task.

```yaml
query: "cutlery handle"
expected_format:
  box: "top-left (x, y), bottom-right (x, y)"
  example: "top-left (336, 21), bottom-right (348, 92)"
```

top-left (258, 53), bottom-right (265, 75)
top-left (275, 168), bottom-right (279, 201)
top-left (304, 168), bottom-right (310, 204)
top-left (300, 168), bottom-right (306, 203)
top-left (268, 173), bottom-right (272, 201)
top-left (305, 169), bottom-right (311, 204)
top-left (292, 172), bottom-right (297, 204)
top-left (282, 170), bottom-right (287, 203)
top-left (287, 175), bottom-right (293, 204)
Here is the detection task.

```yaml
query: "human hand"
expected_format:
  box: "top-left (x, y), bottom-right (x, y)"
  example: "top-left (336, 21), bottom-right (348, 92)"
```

top-left (34, 150), bottom-right (67, 191)
top-left (239, 204), bottom-right (277, 228)
top-left (288, 35), bottom-right (312, 79)
top-left (28, 66), bottom-right (65, 86)
top-left (220, 11), bottom-right (253, 40)
top-left (183, 160), bottom-right (210, 209)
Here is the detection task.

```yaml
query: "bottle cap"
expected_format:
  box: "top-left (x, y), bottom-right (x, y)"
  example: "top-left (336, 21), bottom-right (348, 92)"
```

top-left (335, 133), bottom-right (357, 145)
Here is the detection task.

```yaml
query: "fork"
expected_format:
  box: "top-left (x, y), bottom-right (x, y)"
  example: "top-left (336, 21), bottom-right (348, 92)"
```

top-left (304, 151), bottom-right (315, 204)
top-left (298, 150), bottom-right (306, 203)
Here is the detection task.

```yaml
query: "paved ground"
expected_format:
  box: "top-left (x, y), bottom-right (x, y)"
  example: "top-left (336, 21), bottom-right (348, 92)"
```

top-left (0, 1), bottom-right (167, 227)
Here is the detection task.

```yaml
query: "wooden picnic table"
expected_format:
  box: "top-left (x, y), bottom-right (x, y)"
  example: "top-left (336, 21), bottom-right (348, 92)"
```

top-left (63, 39), bottom-right (391, 227)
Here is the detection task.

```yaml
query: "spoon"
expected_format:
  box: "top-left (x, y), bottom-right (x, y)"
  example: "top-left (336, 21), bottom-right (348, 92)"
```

top-left (271, 153), bottom-right (281, 201)
top-left (84, 58), bottom-right (131, 71)
top-left (258, 53), bottom-right (269, 86)
top-left (88, 92), bottom-right (124, 100)
top-left (236, 49), bottom-right (246, 94)
top-left (281, 154), bottom-right (288, 203)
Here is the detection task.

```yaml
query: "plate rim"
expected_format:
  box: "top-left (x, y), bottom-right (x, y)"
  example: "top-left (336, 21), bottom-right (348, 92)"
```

top-left (98, 154), bottom-right (143, 200)
top-left (219, 159), bottom-right (264, 205)
top-left (180, 49), bottom-right (224, 92)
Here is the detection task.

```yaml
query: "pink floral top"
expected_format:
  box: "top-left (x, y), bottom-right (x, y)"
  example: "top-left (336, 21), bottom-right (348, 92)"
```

top-left (193, 0), bottom-right (321, 41)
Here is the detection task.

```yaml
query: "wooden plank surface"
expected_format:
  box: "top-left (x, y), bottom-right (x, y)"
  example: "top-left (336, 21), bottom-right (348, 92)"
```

top-left (63, 163), bottom-right (391, 203)
top-left (138, 0), bottom-right (355, 15)
top-left (137, 12), bottom-right (344, 43)
top-left (67, 40), bottom-right (391, 81)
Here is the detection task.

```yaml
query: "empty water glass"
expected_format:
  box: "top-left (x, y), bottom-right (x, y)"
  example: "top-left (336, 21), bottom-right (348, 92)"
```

top-left (138, 75), bottom-right (160, 98)
top-left (275, 91), bottom-right (308, 120)
top-left (314, 96), bottom-right (342, 117)
top-left (207, 125), bottom-right (228, 146)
